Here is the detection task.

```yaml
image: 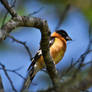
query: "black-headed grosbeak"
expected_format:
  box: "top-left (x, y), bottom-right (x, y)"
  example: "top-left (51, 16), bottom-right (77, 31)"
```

top-left (25, 30), bottom-right (72, 88)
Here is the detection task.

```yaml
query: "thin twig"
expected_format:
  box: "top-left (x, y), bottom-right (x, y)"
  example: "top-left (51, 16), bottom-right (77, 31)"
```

top-left (62, 38), bottom-right (92, 77)
top-left (10, 0), bottom-right (16, 8)
top-left (72, 34), bottom-right (92, 77)
top-left (0, 62), bottom-right (17, 92)
top-left (7, 34), bottom-right (32, 60)
top-left (0, 67), bottom-right (26, 80)
top-left (82, 61), bottom-right (92, 67)
top-left (0, 0), bottom-right (18, 17)
top-left (2, 0), bottom-right (16, 26)
top-left (28, 7), bottom-right (44, 16)
top-left (55, 4), bottom-right (71, 30)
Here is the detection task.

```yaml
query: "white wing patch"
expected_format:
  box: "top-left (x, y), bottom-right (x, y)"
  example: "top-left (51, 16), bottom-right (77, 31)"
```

top-left (37, 49), bottom-right (42, 56)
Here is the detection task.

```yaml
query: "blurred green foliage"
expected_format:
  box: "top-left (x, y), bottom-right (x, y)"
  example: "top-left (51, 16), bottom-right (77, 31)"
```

top-left (40, 0), bottom-right (92, 23)
top-left (0, 0), bottom-right (26, 27)
top-left (0, 0), bottom-right (92, 25)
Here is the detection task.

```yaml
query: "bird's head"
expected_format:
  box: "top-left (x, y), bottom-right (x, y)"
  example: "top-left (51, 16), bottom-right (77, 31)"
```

top-left (56, 30), bottom-right (72, 41)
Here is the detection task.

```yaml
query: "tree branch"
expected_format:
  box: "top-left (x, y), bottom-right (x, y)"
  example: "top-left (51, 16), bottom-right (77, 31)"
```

top-left (1, 0), bottom-right (92, 92)
top-left (0, 16), bottom-right (60, 85)
top-left (0, 0), bottom-right (60, 91)
top-left (1, 0), bottom-right (16, 26)
top-left (0, 0), bottom-right (18, 17)
top-left (39, 65), bottom-right (92, 92)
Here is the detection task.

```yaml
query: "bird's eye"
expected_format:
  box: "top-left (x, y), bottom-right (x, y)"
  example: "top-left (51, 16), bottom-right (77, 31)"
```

top-left (62, 32), bottom-right (66, 36)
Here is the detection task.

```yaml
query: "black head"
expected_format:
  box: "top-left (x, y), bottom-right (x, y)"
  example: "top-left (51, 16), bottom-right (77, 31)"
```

top-left (56, 30), bottom-right (72, 41)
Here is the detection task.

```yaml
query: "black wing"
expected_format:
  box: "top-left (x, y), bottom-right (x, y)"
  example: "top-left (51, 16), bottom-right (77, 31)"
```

top-left (28, 37), bottom-right (55, 71)
top-left (27, 49), bottom-right (42, 70)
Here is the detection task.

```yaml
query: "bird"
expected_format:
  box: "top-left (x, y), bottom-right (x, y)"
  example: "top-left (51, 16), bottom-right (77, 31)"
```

top-left (24, 29), bottom-right (72, 89)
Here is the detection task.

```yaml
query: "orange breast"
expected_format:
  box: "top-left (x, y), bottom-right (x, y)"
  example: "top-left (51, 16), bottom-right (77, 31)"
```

top-left (50, 38), bottom-right (66, 64)
top-left (36, 37), bottom-right (66, 69)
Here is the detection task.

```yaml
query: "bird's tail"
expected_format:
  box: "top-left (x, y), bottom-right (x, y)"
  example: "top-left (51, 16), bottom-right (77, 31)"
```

top-left (22, 64), bottom-right (39, 91)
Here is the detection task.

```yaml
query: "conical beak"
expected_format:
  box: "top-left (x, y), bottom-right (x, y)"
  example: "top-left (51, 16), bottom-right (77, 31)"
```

top-left (66, 36), bottom-right (72, 41)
